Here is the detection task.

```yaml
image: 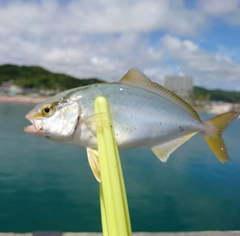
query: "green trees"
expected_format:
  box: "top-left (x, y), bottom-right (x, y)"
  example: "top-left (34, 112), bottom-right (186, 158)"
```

top-left (193, 86), bottom-right (240, 103)
top-left (0, 64), bottom-right (103, 91)
top-left (1, 64), bottom-right (239, 102)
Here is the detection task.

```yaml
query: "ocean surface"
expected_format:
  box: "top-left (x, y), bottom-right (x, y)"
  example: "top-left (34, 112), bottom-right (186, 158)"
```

top-left (0, 103), bottom-right (240, 233)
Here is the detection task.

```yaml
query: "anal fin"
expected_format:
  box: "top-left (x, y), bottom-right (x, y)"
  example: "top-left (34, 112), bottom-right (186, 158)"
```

top-left (86, 148), bottom-right (101, 182)
top-left (151, 133), bottom-right (196, 162)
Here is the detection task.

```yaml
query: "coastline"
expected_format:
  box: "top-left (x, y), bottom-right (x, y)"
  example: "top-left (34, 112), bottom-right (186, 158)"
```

top-left (1, 95), bottom-right (240, 115)
top-left (0, 95), bottom-right (49, 104)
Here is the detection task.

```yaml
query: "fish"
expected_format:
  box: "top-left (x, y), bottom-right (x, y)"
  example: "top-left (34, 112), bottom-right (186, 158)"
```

top-left (24, 68), bottom-right (240, 181)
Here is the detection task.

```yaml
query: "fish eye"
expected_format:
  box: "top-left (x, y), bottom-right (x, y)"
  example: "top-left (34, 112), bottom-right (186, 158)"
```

top-left (41, 104), bottom-right (54, 117)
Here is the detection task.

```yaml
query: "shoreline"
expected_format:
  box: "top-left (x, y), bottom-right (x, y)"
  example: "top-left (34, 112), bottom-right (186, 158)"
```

top-left (0, 95), bottom-right (49, 104)
top-left (1, 95), bottom-right (240, 115)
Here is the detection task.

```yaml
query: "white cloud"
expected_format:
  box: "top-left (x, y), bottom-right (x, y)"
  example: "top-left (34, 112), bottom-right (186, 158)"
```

top-left (197, 0), bottom-right (240, 25)
top-left (0, 0), bottom-right (202, 82)
top-left (0, 31), bottom-right (166, 81)
top-left (0, 0), bottom-right (205, 36)
top-left (198, 0), bottom-right (239, 15)
top-left (161, 35), bottom-right (240, 90)
top-left (0, 0), bottom-right (240, 90)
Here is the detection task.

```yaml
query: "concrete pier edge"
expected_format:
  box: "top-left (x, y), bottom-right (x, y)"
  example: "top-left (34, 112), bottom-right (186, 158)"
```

top-left (0, 232), bottom-right (240, 236)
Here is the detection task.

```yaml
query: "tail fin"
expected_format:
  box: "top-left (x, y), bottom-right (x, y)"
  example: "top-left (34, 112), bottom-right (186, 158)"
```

top-left (202, 111), bottom-right (240, 163)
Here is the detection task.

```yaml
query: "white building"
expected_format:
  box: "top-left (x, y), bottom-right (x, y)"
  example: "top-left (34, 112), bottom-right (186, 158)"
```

top-left (0, 80), bottom-right (23, 95)
top-left (164, 75), bottom-right (193, 101)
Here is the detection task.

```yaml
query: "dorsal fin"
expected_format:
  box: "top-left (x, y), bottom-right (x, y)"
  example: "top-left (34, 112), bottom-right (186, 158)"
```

top-left (120, 68), bottom-right (201, 121)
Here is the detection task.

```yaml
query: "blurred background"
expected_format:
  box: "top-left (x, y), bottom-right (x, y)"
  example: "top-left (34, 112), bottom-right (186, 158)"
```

top-left (0, 0), bottom-right (240, 233)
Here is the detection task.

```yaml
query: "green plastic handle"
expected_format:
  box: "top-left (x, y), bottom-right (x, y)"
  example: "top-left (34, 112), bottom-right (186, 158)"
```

top-left (95, 96), bottom-right (132, 236)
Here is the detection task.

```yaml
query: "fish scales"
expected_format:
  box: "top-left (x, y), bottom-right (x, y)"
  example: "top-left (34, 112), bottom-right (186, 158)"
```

top-left (69, 83), bottom-right (203, 149)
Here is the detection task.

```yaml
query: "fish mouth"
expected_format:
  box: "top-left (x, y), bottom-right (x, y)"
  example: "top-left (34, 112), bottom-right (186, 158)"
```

top-left (24, 125), bottom-right (40, 135)
top-left (24, 113), bottom-right (43, 134)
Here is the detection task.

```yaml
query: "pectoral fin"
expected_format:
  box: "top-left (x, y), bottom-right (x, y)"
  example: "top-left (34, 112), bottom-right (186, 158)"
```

top-left (86, 148), bottom-right (101, 182)
top-left (83, 113), bottom-right (110, 135)
top-left (151, 133), bottom-right (196, 162)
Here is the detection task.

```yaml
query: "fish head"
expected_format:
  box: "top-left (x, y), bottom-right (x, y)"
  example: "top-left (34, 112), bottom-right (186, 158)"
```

top-left (24, 96), bottom-right (80, 142)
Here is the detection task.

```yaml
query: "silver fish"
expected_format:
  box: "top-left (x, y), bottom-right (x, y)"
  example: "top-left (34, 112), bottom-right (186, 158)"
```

top-left (24, 68), bottom-right (240, 181)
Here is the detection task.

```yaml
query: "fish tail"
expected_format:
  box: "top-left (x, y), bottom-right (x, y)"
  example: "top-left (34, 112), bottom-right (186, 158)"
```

top-left (202, 111), bottom-right (240, 163)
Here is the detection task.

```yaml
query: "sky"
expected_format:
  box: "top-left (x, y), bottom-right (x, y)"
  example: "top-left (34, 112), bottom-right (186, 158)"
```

top-left (0, 0), bottom-right (240, 90)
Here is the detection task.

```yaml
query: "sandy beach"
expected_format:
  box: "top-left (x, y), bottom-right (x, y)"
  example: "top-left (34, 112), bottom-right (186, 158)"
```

top-left (0, 95), bottom-right (49, 104)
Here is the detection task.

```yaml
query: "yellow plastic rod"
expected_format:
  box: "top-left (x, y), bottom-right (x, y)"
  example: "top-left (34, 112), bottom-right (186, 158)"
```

top-left (95, 96), bottom-right (132, 236)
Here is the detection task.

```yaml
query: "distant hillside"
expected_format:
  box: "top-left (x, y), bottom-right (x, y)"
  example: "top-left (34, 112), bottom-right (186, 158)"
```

top-left (0, 64), bottom-right (103, 91)
top-left (193, 86), bottom-right (240, 103)
top-left (1, 64), bottom-right (239, 102)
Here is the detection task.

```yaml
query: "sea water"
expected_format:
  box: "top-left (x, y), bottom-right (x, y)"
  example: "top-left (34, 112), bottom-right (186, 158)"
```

top-left (0, 103), bottom-right (240, 232)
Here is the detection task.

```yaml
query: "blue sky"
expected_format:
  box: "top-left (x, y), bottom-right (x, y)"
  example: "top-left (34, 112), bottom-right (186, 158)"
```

top-left (0, 0), bottom-right (240, 90)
